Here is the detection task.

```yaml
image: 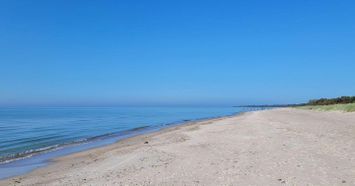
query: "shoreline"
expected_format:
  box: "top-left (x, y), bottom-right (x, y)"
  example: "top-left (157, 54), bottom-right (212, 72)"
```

top-left (0, 109), bottom-right (248, 180)
top-left (1, 108), bottom-right (354, 185)
top-left (0, 114), bottom-right (235, 184)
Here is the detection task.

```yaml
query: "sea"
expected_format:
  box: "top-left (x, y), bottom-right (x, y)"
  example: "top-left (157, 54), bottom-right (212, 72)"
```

top-left (0, 106), bottom-right (260, 179)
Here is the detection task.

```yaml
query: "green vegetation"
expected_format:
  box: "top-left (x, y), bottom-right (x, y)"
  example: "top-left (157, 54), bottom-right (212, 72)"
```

top-left (237, 96), bottom-right (355, 112)
top-left (297, 103), bottom-right (355, 112)
top-left (296, 96), bottom-right (355, 112)
top-left (307, 96), bottom-right (355, 105)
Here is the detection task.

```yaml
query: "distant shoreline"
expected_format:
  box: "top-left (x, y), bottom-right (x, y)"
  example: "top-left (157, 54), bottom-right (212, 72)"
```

top-left (233, 104), bottom-right (303, 108)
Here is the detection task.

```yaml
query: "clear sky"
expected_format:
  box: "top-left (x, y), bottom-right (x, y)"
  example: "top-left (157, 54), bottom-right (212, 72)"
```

top-left (1, 0), bottom-right (354, 106)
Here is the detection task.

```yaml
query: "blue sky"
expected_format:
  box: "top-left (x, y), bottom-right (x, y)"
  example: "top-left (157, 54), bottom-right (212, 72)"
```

top-left (1, 0), bottom-right (354, 106)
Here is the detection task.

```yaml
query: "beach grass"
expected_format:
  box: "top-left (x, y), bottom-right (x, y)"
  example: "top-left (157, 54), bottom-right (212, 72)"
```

top-left (296, 103), bottom-right (355, 112)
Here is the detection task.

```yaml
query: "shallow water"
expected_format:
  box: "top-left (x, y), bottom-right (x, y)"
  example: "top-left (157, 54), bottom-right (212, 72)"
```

top-left (0, 106), bottom-right (259, 179)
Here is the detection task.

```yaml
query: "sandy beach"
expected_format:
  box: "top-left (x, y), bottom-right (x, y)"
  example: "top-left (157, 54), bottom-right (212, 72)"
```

top-left (1, 108), bottom-right (355, 185)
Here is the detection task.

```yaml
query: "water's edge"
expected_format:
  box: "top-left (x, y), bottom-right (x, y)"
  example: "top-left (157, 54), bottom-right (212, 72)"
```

top-left (0, 110), bottom-right (252, 180)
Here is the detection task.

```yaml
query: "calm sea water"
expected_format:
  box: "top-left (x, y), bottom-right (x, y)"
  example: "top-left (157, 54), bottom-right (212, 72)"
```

top-left (0, 106), bottom-right (253, 165)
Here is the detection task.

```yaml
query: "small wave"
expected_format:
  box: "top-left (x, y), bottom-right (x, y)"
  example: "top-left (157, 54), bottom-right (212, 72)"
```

top-left (0, 125), bottom-right (152, 164)
top-left (0, 144), bottom-right (61, 164)
top-left (128, 125), bottom-right (150, 131)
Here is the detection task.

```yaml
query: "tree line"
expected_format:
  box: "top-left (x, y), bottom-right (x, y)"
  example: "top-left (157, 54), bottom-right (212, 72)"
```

top-left (307, 96), bottom-right (355, 106)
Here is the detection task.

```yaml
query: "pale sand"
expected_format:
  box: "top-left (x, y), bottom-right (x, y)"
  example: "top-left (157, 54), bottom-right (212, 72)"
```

top-left (1, 108), bottom-right (355, 186)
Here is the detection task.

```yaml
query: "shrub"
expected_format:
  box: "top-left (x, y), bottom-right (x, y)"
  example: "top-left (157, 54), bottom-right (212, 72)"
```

top-left (307, 96), bottom-right (355, 105)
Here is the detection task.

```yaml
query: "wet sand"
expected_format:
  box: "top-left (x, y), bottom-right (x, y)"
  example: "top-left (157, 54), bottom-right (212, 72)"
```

top-left (1, 108), bottom-right (355, 185)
